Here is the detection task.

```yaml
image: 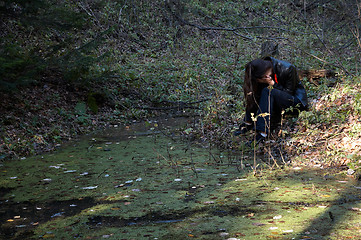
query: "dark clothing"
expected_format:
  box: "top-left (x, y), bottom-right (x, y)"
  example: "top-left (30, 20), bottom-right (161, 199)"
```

top-left (265, 57), bottom-right (308, 108)
top-left (245, 57), bottom-right (308, 133)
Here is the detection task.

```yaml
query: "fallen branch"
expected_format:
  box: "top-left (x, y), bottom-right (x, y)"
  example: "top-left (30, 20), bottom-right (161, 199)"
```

top-left (164, 0), bottom-right (306, 41)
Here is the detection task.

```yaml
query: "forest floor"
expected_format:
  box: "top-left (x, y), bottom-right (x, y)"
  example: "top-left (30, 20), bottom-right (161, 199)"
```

top-left (0, 82), bottom-right (123, 159)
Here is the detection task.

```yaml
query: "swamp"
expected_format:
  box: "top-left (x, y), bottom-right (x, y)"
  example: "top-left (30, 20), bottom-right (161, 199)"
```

top-left (2, 118), bottom-right (361, 239)
top-left (2, 0), bottom-right (361, 239)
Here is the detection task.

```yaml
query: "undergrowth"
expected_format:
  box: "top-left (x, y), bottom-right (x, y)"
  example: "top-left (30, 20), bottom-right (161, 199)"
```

top-left (288, 76), bottom-right (361, 170)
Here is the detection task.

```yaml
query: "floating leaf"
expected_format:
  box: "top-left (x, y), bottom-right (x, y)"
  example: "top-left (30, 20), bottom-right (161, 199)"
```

top-left (82, 186), bottom-right (98, 190)
top-left (235, 178), bottom-right (248, 181)
top-left (51, 212), bottom-right (64, 218)
top-left (49, 165), bottom-right (61, 169)
top-left (235, 233), bottom-right (246, 237)
top-left (350, 207), bottom-right (361, 211)
top-left (252, 222), bottom-right (266, 226)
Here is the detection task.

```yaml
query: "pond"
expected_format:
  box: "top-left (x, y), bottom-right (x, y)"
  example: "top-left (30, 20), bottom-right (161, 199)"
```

top-left (1, 117), bottom-right (361, 239)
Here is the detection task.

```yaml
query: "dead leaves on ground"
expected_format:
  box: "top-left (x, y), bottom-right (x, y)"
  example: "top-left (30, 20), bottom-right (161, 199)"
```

top-left (286, 84), bottom-right (361, 168)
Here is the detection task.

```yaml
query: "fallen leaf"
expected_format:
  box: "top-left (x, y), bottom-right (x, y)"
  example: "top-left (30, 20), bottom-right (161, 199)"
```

top-left (252, 222), bottom-right (266, 226)
top-left (235, 232), bottom-right (246, 236)
top-left (82, 186), bottom-right (98, 190)
top-left (42, 234), bottom-right (55, 238)
top-left (350, 207), bottom-right (361, 211)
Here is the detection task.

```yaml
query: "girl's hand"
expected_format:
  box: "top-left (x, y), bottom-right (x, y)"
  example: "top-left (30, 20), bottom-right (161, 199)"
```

top-left (267, 79), bottom-right (275, 86)
top-left (258, 76), bottom-right (275, 85)
top-left (258, 69), bottom-right (275, 86)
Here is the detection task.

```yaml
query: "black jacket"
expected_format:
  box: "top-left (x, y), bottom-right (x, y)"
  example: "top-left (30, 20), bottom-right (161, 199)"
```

top-left (264, 57), bottom-right (308, 109)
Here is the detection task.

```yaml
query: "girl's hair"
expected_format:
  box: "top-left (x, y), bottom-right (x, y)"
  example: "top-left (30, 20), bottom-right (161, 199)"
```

top-left (244, 59), bottom-right (273, 112)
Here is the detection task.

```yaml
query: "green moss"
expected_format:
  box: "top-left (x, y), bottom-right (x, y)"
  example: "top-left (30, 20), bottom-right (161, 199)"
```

top-left (2, 122), bottom-right (361, 239)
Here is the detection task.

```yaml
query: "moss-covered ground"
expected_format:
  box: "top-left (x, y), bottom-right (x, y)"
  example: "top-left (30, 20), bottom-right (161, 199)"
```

top-left (1, 118), bottom-right (361, 240)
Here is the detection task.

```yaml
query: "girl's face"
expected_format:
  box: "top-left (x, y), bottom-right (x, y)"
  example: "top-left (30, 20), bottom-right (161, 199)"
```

top-left (257, 68), bottom-right (273, 84)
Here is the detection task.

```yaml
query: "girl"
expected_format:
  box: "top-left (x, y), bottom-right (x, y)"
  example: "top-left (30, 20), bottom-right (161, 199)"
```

top-left (234, 57), bottom-right (308, 144)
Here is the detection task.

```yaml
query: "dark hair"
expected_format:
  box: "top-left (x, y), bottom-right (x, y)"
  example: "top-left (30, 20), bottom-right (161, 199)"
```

top-left (244, 59), bottom-right (273, 112)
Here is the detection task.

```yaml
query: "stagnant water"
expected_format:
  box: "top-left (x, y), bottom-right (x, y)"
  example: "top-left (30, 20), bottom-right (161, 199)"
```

top-left (1, 117), bottom-right (361, 240)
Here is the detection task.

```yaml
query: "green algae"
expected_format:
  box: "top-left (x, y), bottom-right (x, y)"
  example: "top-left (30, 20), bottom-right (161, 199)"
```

top-left (1, 119), bottom-right (361, 239)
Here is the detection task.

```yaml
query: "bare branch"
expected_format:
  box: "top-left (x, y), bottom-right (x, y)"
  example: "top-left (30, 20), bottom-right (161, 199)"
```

top-left (304, 15), bottom-right (353, 76)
